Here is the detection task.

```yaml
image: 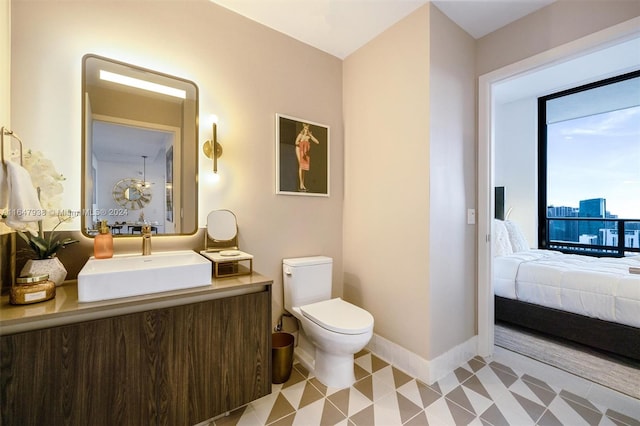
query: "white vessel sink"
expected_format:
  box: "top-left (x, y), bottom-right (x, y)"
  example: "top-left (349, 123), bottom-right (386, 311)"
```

top-left (77, 250), bottom-right (212, 303)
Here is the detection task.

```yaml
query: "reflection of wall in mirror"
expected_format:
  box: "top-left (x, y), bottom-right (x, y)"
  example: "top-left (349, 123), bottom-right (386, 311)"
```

top-left (91, 166), bottom-right (97, 205)
top-left (166, 146), bottom-right (173, 224)
top-left (88, 86), bottom-right (183, 128)
top-left (95, 156), bottom-right (165, 230)
top-left (88, 117), bottom-right (177, 234)
top-left (87, 80), bottom-right (178, 232)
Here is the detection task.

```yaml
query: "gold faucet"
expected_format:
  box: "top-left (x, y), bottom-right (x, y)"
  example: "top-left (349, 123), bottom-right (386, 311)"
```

top-left (141, 224), bottom-right (152, 255)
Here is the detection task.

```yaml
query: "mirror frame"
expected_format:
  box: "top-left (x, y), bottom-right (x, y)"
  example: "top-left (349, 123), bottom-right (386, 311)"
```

top-left (81, 54), bottom-right (199, 237)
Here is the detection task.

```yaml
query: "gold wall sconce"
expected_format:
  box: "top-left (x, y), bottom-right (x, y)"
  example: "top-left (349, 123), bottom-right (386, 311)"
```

top-left (203, 115), bottom-right (223, 173)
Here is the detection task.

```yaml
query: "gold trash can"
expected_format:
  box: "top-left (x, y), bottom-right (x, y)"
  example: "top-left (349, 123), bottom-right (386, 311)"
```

top-left (272, 332), bottom-right (294, 384)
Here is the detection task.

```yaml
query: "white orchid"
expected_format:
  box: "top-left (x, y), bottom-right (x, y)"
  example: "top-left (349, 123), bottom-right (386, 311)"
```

top-left (23, 150), bottom-right (66, 229)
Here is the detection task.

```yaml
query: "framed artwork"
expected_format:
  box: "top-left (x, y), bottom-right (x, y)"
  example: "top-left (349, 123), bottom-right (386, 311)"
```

top-left (276, 113), bottom-right (329, 196)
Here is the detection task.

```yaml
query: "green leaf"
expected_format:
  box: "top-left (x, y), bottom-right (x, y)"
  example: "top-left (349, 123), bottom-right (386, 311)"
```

top-left (17, 220), bottom-right (80, 259)
top-left (29, 235), bottom-right (49, 253)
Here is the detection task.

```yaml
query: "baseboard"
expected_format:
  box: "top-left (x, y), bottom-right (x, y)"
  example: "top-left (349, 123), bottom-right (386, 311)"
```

top-left (429, 335), bottom-right (479, 383)
top-left (292, 329), bottom-right (479, 386)
top-left (366, 333), bottom-right (478, 385)
top-left (293, 345), bottom-right (315, 375)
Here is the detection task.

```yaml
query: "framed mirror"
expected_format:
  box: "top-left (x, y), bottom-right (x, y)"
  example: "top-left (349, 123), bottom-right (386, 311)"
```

top-left (82, 54), bottom-right (198, 236)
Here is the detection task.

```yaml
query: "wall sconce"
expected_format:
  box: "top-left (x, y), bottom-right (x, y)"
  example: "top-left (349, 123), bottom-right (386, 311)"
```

top-left (203, 115), bottom-right (223, 173)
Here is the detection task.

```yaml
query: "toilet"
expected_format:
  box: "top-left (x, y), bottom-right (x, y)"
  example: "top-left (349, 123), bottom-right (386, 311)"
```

top-left (283, 256), bottom-right (374, 388)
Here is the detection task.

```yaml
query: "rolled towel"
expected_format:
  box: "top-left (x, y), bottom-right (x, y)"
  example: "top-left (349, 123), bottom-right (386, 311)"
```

top-left (3, 160), bottom-right (43, 229)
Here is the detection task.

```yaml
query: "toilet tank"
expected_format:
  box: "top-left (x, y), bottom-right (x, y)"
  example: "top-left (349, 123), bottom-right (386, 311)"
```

top-left (283, 256), bottom-right (332, 311)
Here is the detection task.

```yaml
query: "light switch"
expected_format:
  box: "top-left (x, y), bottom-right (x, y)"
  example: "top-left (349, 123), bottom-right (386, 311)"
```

top-left (467, 209), bottom-right (476, 225)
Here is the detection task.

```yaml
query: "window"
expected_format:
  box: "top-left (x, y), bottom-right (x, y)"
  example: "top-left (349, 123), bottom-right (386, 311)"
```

top-left (538, 70), bottom-right (640, 256)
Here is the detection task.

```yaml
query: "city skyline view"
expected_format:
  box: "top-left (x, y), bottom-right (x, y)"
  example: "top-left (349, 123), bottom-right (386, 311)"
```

top-left (547, 196), bottom-right (640, 250)
top-left (546, 105), bottom-right (640, 219)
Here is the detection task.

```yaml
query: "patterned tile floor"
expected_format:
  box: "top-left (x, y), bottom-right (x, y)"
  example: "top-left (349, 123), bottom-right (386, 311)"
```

top-left (208, 350), bottom-right (640, 426)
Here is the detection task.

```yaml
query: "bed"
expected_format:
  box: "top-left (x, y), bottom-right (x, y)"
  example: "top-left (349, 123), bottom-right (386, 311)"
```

top-left (493, 219), bottom-right (640, 361)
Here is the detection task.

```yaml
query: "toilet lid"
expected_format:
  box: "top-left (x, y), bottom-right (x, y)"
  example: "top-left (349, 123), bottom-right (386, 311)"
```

top-left (300, 298), bottom-right (374, 335)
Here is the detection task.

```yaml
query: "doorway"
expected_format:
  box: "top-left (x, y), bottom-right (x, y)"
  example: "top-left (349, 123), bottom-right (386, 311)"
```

top-left (477, 18), bottom-right (640, 357)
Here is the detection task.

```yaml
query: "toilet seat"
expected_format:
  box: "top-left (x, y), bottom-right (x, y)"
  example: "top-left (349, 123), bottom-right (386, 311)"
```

top-left (300, 298), bottom-right (373, 335)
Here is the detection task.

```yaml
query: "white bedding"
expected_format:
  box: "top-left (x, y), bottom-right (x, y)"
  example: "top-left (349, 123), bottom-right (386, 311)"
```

top-left (494, 250), bottom-right (640, 328)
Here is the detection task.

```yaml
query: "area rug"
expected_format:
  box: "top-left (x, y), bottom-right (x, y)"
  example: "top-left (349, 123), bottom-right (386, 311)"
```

top-left (494, 322), bottom-right (640, 399)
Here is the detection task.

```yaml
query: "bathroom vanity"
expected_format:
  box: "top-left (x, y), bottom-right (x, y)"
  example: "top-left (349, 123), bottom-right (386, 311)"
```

top-left (0, 273), bottom-right (272, 426)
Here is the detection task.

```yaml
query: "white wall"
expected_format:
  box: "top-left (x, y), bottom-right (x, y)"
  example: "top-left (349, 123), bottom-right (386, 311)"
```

top-left (494, 98), bottom-right (538, 246)
top-left (10, 0), bottom-right (344, 326)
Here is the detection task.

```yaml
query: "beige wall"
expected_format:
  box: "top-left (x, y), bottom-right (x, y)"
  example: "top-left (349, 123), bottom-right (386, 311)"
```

top-left (343, 6), bottom-right (431, 359)
top-left (10, 0), bottom-right (344, 326)
top-left (1, 0), bottom-right (8, 127)
top-left (1, 0), bottom-right (12, 288)
top-left (343, 3), bottom-right (476, 362)
top-left (10, 0), bottom-right (639, 368)
top-left (428, 5), bottom-right (477, 359)
top-left (477, 0), bottom-right (640, 75)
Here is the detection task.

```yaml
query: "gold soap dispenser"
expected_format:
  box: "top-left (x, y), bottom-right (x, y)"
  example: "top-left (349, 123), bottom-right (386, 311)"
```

top-left (94, 220), bottom-right (114, 259)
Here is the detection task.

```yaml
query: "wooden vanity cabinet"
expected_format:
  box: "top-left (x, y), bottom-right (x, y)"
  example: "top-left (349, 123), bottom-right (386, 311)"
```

top-left (1, 289), bottom-right (272, 426)
top-left (0, 310), bottom-right (159, 425)
top-left (159, 290), bottom-right (272, 425)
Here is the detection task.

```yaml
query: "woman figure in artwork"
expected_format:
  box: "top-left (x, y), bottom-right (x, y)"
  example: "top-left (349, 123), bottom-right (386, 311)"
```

top-left (295, 123), bottom-right (320, 191)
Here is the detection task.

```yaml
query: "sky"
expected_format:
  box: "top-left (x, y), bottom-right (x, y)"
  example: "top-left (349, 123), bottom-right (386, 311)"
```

top-left (547, 105), bottom-right (640, 219)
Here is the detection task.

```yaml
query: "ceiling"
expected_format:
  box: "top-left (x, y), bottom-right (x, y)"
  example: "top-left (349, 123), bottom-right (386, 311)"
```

top-left (93, 121), bottom-right (170, 164)
top-left (433, 0), bottom-right (556, 39)
top-left (210, 0), bottom-right (557, 58)
top-left (207, 0), bottom-right (639, 104)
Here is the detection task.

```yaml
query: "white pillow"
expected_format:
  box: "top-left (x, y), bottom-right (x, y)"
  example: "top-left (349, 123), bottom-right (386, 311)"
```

top-left (504, 220), bottom-right (529, 252)
top-left (493, 219), bottom-right (513, 257)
